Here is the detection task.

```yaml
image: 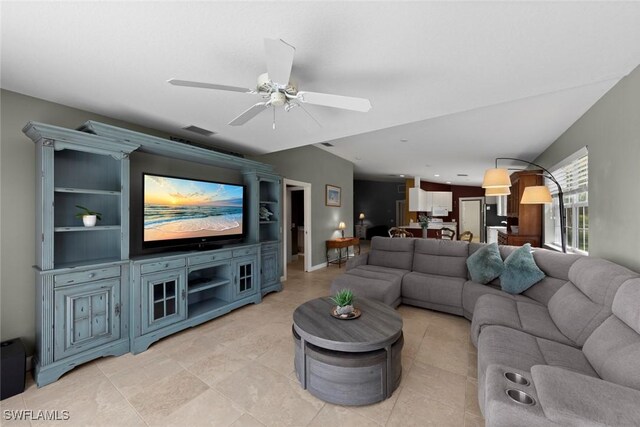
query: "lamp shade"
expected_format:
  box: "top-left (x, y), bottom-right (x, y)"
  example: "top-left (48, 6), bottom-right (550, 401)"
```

top-left (520, 186), bottom-right (553, 204)
top-left (485, 186), bottom-right (511, 196)
top-left (358, 213), bottom-right (365, 220)
top-left (482, 168), bottom-right (511, 188)
top-left (338, 221), bottom-right (347, 230)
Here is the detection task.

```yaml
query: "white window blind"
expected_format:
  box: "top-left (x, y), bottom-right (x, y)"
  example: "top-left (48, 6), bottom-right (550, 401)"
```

top-left (546, 147), bottom-right (588, 195)
top-left (543, 146), bottom-right (589, 254)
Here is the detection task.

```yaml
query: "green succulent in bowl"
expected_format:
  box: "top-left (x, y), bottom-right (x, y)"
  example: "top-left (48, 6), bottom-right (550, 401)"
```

top-left (331, 289), bottom-right (355, 314)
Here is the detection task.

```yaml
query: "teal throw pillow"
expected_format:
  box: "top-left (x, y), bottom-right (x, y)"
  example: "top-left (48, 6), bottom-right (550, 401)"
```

top-left (466, 243), bottom-right (504, 285)
top-left (500, 244), bottom-right (545, 294)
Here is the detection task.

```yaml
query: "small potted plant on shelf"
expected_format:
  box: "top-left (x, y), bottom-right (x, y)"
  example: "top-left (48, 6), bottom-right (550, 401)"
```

top-left (331, 289), bottom-right (355, 316)
top-left (75, 205), bottom-right (102, 227)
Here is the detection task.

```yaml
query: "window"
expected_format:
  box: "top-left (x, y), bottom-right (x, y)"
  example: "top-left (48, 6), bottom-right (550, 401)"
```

top-left (543, 148), bottom-right (588, 254)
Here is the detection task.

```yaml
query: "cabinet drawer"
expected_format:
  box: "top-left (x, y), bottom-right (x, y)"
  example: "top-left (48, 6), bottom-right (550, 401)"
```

top-left (55, 266), bottom-right (121, 286)
top-left (232, 247), bottom-right (258, 258)
top-left (140, 258), bottom-right (186, 275)
top-left (189, 251), bottom-right (232, 266)
top-left (261, 242), bottom-right (279, 253)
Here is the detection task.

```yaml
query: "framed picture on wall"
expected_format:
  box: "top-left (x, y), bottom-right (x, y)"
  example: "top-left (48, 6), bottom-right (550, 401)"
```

top-left (325, 185), bottom-right (341, 207)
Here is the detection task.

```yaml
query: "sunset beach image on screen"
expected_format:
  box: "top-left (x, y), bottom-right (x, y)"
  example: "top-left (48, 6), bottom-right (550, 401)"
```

top-left (144, 174), bottom-right (243, 242)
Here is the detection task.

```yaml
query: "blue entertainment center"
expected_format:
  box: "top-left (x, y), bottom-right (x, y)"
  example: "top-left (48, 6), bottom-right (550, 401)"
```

top-left (24, 121), bottom-right (282, 387)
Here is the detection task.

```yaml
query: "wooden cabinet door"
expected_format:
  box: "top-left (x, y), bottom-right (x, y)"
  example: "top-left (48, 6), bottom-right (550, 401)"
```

top-left (261, 249), bottom-right (279, 288)
top-left (54, 278), bottom-right (121, 360)
top-left (141, 269), bottom-right (186, 334)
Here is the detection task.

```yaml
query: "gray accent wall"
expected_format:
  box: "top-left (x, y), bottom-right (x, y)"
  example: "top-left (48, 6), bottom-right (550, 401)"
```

top-left (253, 146), bottom-right (354, 268)
top-left (535, 65), bottom-right (640, 272)
top-left (354, 179), bottom-right (404, 229)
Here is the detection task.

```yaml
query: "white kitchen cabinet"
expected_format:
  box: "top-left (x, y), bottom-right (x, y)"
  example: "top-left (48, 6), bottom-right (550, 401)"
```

top-left (409, 188), bottom-right (430, 211)
top-left (427, 191), bottom-right (453, 211)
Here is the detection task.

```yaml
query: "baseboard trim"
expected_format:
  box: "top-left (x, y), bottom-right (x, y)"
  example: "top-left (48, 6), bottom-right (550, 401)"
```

top-left (308, 262), bottom-right (328, 272)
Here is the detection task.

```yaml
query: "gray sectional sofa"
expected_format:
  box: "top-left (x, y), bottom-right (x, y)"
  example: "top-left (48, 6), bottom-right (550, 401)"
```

top-left (329, 236), bottom-right (640, 426)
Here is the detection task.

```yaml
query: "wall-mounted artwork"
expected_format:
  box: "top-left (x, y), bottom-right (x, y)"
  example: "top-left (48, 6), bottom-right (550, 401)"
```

top-left (326, 185), bottom-right (341, 207)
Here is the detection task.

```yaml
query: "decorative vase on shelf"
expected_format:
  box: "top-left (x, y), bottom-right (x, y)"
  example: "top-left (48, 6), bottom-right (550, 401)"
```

top-left (82, 215), bottom-right (97, 227)
top-left (75, 205), bottom-right (101, 227)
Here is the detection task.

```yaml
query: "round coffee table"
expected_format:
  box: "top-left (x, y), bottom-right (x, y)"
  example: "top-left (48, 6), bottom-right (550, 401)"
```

top-left (292, 296), bottom-right (403, 406)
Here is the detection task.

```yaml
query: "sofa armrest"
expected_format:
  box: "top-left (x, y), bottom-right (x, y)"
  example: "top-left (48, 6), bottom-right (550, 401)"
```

top-left (346, 253), bottom-right (368, 270)
top-left (531, 365), bottom-right (640, 426)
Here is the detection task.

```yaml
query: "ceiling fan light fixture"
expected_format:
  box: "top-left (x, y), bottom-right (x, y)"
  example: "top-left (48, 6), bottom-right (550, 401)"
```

top-left (270, 92), bottom-right (286, 107)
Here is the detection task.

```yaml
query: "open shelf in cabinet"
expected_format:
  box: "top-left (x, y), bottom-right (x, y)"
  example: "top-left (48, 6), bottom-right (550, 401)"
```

top-left (54, 225), bottom-right (122, 232)
top-left (188, 278), bottom-right (230, 294)
top-left (187, 262), bottom-right (232, 318)
top-left (54, 229), bottom-right (122, 267)
top-left (55, 187), bottom-right (121, 196)
top-left (188, 298), bottom-right (229, 318)
top-left (54, 150), bottom-right (121, 191)
top-left (54, 190), bottom-right (122, 228)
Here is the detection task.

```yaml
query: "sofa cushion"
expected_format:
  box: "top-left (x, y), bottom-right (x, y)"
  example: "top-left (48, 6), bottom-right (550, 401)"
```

top-left (471, 294), bottom-right (574, 347)
top-left (402, 271), bottom-right (465, 311)
top-left (412, 239), bottom-right (469, 278)
top-left (355, 264), bottom-right (409, 278)
top-left (462, 280), bottom-right (532, 320)
top-left (329, 267), bottom-right (402, 308)
top-left (499, 244), bottom-right (545, 294)
top-left (367, 236), bottom-right (415, 270)
top-left (531, 365), bottom-right (640, 427)
top-left (611, 278), bottom-right (640, 334)
top-left (548, 257), bottom-right (638, 347)
top-left (478, 325), bottom-right (598, 384)
top-left (466, 242), bottom-right (503, 284)
top-left (586, 279), bottom-right (640, 390)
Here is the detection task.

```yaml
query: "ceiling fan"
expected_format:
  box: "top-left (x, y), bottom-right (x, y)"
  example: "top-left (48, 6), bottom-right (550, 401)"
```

top-left (168, 38), bottom-right (372, 129)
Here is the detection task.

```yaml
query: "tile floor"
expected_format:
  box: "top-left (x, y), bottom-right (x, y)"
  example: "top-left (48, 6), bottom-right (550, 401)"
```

top-left (1, 250), bottom-right (484, 427)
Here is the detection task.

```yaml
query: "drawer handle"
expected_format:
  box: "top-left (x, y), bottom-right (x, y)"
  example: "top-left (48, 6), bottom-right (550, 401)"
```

top-left (164, 263), bottom-right (169, 268)
top-left (88, 273), bottom-right (95, 278)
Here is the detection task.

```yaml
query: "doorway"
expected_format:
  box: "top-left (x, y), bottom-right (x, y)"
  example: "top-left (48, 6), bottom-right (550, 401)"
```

top-left (459, 197), bottom-right (485, 242)
top-left (283, 179), bottom-right (312, 279)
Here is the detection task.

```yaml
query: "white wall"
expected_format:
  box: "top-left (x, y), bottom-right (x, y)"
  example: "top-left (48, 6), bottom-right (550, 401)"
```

top-left (535, 65), bottom-right (640, 272)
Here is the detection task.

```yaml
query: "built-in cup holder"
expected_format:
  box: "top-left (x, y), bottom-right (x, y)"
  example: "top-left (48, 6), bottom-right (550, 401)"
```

top-left (504, 372), bottom-right (530, 386)
top-left (506, 389), bottom-right (535, 406)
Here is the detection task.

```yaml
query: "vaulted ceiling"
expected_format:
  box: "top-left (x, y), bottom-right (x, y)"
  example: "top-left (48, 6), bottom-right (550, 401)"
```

top-left (2, 1), bottom-right (639, 185)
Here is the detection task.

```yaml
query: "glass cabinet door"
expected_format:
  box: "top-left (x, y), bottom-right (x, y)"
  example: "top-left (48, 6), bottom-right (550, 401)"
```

top-left (141, 269), bottom-right (186, 334)
top-left (233, 256), bottom-right (258, 300)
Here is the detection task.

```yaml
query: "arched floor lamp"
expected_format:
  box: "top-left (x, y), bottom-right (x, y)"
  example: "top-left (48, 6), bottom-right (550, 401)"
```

top-left (482, 157), bottom-right (566, 253)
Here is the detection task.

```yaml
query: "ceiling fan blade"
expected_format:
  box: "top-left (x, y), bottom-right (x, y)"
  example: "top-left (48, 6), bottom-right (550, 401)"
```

top-left (168, 78), bottom-right (252, 93)
top-left (296, 91), bottom-right (372, 112)
top-left (264, 38), bottom-right (295, 85)
top-left (228, 103), bottom-right (269, 126)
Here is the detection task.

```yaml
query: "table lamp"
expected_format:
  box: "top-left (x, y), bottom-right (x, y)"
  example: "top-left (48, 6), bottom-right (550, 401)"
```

top-left (359, 213), bottom-right (365, 226)
top-left (338, 221), bottom-right (346, 238)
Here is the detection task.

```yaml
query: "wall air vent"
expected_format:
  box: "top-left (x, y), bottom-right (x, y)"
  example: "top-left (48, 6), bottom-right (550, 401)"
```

top-left (182, 125), bottom-right (216, 137)
top-left (169, 136), bottom-right (244, 158)
top-left (321, 142), bottom-right (334, 147)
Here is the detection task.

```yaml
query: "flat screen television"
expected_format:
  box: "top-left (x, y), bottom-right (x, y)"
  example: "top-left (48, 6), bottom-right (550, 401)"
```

top-left (143, 173), bottom-right (245, 250)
